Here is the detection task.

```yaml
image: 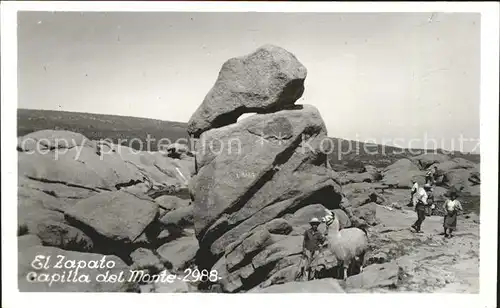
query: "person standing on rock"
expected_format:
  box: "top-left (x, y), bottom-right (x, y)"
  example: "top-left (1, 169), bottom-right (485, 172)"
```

top-left (410, 183), bottom-right (432, 233)
top-left (425, 166), bottom-right (438, 185)
top-left (443, 191), bottom-right (463, 238)
top-left (301, 218), bottom-right (326, 281)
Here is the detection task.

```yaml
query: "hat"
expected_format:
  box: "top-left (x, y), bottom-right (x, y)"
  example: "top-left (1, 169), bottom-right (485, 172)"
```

top-left (309, 217), bottom-right (321, 225)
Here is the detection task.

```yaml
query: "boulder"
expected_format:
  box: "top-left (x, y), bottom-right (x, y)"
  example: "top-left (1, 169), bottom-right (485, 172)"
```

top-left (250, 278), bottom-right (344, 293)
top-left (338, 166), bottom-right (381, 185)
top-left (17, 130), bottom-right (94, 152)
top-left (64, 191), bottom-right (158, 245)
top-left (265, 218), bottom-right (293, 235)
top-left (187, 45), bottom-right (307, 137)
top-left (154, 195), bottom-right (190, 211)
top-left (443, 169), bottom-right (480, 196)
top-left (352, 202), bottom-right (378, 226)
top-left (33, 220), bottom-right (95, 252)
top-left (159, 204), bottom-right (194, 229)
top-left (345, 263), bottom-right (402, 290)
top-left (18, 145), bottom-right (143, 191)
top-left (435, 158), bottom-right (478, 173)
top-left (19, 177), bottom-right (97, 203)
top-left (18, 130), bottom-right (192, 196)
top-left (18, 185), bottom-right (72, 213)
top-left (213, 234), bottom-right (338, 292)
top-left (191, 105), bottom-right (343, 266)
top-left (224, 228), bottom-right (273, 272)
top-left (381, 159), bottom-right (425, 188)
top-left (18, 197), bottom-right (94, 252)
top-left (157, 236), bottom-right (199, 272)
top-left (410, 153), bottom-right (450, 169)
top-left (18, 245), bottom-right (138, 292)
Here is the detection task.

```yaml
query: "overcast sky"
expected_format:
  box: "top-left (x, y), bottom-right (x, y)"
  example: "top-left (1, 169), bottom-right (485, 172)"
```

top-left (18, 12), bottom-right (480, 153)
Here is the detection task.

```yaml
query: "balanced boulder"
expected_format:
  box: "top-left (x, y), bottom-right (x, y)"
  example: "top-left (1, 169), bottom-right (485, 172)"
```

top-left (187, 44), bottom-right (307, 138)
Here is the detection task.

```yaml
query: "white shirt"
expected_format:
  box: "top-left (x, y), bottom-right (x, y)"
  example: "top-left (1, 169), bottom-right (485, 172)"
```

top-left (412, 187), bottom-right (428, 206)
top-left (445, 199), bottom-right (462, 212)
top-left (411, 182), bottom-right (419, 193)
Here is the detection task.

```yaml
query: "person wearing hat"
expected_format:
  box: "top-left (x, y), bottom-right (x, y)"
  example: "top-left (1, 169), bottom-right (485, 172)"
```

top-left (301, 217), bottom-right (326, 280)
top-left (443, 191), bottom-right (463, 238)
top-left (410, 183), bottom-right (432, 233)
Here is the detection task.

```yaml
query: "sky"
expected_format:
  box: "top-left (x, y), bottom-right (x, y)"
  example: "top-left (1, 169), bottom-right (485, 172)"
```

top-left (18, 12), bottom-right (480, 153)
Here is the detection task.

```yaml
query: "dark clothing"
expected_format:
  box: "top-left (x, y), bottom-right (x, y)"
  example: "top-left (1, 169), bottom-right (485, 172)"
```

top-left (412, 203), bottom-right (427, 232)
top-left (425, 169), bottom-right (437, 184)
top-left (302, 250), bottom-right (320, 281)
top-left (301, 228), bottom-right (326, 281)
top-left (425, 173), bottom-right (433, 184)
top-left (426, 192), bottom-right (435, 216)
top-left (444, 210), bottom-right (458, 231)
top-left (303, 228), bottom-right (326, 252)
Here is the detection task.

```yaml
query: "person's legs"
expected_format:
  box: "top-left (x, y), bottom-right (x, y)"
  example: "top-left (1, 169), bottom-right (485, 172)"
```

top-left (415, 208), bottom-right (426, 232)
top-left (419, 209), bottom-right (426, 232)
top-left (304, 250), bottom-right (313, 280)
top-left (412, 213), bottom-right (421, 231)
top-left (307, 250), bottom-right (317, 280)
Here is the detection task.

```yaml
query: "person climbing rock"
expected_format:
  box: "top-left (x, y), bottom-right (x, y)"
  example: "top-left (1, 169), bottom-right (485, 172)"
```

top-left (301, 217), bottom-right (326, 280)
top-left (425, 165), bottom-right (438, 185)
top-left (411, 183), bottom-right (432, 233)
top-left (443, 191), bottom-right (463, 238)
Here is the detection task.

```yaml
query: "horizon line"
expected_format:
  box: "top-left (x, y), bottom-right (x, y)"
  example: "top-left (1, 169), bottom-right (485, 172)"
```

top-left (17, 107), bottom-right (481, 155)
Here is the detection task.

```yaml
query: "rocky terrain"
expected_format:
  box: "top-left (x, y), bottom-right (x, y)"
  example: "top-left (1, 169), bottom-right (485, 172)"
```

top-left (17, 45), bottom-right (480, 293)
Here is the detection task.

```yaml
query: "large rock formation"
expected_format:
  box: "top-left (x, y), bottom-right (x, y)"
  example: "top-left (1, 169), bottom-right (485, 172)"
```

top-left (188, 45), bottom-right (346, 292)
top-left (17, 129), bottom-right (196, 292)
top-left (16, 45), bottom-right (480, 294)
top-left (381, 154), bottom-right (480, 197)
top-left (187, 44), bottom-right (308, 138)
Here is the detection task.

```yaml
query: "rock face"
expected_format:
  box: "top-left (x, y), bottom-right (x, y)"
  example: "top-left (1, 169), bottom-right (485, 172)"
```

top-left (381, 155), bottom-right (480, 197)
top-left (381, 159), bottom-right (424, 188)
top-left (192, 105), bottom-right (342, 257)
top-left (157, 236), bottom-right (199, 272)
top-left (345, 263), bottom-right (402, 290)
top-left (65, 191), bottom-right (159, 246)
top-left (17, 129), bottom-right (196, 292)
top-left (188, 45), bottom-right (348, 292)
top-left (191, 105), bottom-right (344, 276)
top-left (338, 165), bottom-right (381, 185)
top-left (187, 44), bottom-right (308, 138)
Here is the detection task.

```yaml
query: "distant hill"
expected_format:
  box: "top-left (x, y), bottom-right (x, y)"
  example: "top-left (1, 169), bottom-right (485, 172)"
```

top-left (17, 108), bottom-right (480, 170)
top-left (328, 138), bottom-right (480, 171)
top-left (17, 108), bottom-right (190, 152)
